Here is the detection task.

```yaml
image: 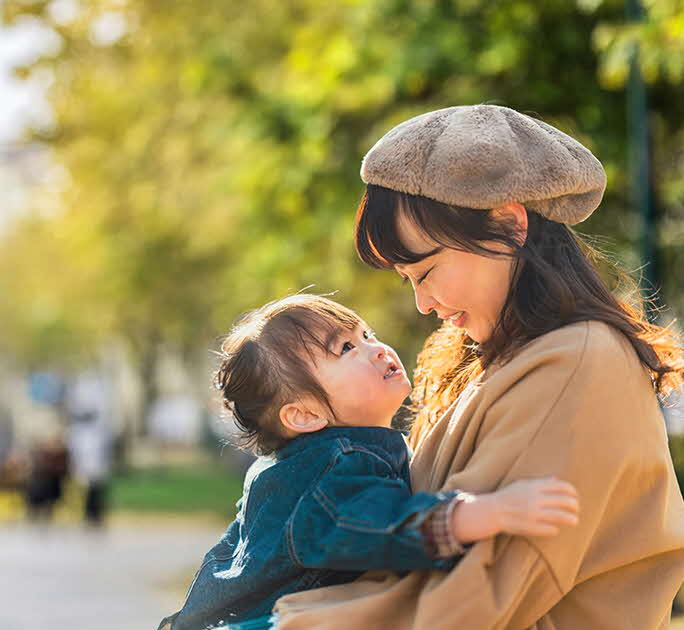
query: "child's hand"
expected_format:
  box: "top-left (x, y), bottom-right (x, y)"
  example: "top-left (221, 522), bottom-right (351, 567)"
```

top-left (451, 477), bottom-right (579, 544)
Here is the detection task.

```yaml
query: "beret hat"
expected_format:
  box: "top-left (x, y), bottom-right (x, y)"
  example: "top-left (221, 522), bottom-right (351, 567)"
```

top-left (360, 105), bottom-right (607, 225)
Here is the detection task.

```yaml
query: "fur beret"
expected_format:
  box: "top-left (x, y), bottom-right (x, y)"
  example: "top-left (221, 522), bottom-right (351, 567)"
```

top-left (360, 105), bottom-right (607, 225)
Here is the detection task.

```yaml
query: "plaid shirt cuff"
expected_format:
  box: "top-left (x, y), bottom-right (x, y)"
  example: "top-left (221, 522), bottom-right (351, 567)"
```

top-left (420, 492), bottom-right (471, 558)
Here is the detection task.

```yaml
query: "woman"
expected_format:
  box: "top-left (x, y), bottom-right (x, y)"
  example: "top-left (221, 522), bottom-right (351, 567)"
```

top-left (273, 105), bottom-right (684, 629)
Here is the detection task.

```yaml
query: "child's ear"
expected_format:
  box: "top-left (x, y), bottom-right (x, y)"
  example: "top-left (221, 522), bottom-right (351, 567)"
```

top-left (279, 400), bottom-right (329, 435)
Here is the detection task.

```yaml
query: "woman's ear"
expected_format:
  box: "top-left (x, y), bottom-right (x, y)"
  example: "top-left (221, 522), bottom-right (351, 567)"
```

top-left (492, 201), bottom-right (528, 246)
top-left (279, 400), bottom-right (329, 435)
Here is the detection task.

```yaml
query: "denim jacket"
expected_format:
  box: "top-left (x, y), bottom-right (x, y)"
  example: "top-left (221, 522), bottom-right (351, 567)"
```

top-left (159, 426), bottom-right (459, 630)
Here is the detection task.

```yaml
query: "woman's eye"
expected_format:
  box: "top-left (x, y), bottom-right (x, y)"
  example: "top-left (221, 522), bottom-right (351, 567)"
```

top-left (340, 341), bottom-right (355, 355)
top-left (417, 268), bottom-right (433, 285)
top-left (401, 267), bottom-right (432, 286)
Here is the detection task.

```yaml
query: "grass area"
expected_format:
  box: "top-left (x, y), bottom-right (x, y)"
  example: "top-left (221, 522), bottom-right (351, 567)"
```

top-left (110, 463), bottom-right (245, 519)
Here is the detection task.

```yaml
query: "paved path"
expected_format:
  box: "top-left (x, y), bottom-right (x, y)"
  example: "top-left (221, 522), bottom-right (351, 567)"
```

top-left (3, 520), bottom-right (681, 629)
top-left (0, 519), bottom-right (224, 630)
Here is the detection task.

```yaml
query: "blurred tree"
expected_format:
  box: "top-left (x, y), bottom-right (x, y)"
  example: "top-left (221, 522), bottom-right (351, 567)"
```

top-left (1, 0), bottom-right (682, 439)
top-left (1, 0), bottom-right (237, 434)
top-left (593, 0), bottom-right (684, 317)
top-left (595, 0), bottom-right (684, 86)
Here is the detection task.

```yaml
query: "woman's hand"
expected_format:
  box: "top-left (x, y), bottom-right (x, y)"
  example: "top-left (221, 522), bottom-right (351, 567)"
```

top-left (451, 477), bottom-right (579, 544)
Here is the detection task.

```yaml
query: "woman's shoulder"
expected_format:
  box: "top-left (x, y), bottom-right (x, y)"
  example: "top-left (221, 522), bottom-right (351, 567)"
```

top-left (528, 319), bottom-right (631, 355)
top-left (488, 320), bottom-right (642, 387)
top-left (476, 321), bottom-right (656, 438)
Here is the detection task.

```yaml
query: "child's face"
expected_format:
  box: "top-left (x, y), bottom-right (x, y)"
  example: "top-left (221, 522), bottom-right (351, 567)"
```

top-left (309, 324), bottom-right (412, 428)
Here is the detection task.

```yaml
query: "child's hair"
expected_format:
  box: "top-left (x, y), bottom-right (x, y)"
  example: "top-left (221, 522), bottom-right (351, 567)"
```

top-left (215, 294), bottom-right (364, 455)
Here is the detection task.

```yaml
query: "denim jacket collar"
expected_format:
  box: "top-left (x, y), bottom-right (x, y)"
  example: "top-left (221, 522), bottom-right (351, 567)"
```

top-left (275, 426), bottom-right (409, 469)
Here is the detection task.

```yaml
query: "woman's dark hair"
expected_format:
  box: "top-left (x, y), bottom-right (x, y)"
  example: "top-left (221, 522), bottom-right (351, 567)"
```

top-left (355, 184), bottom-right (684, 445)
top-left (215, 294), bottom-right (363, 455)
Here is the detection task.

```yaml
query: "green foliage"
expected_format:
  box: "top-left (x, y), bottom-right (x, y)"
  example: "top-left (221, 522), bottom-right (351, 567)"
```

top-left (0, 0), bottom-right (682, 379)
top-left (594, 0), bottom-right (684, 86)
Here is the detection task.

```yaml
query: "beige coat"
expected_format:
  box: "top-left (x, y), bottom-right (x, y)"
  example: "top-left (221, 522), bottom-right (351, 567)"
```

top-left (275, 321), bottom-right (684, 629)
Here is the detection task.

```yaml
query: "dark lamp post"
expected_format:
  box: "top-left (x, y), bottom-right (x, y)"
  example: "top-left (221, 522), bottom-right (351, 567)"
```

top-left (626, 0), bottom-right (660, 321)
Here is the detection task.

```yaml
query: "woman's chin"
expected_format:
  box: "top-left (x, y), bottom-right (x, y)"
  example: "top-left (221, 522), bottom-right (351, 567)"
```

top-left (465, 328), bottom-right (480, 343)
top-left (465, 323), bottom-right (492, 344)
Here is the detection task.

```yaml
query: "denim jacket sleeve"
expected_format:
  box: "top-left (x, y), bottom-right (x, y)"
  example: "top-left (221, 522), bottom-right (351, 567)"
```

top-left (285, 447), bottom-right (460, 572)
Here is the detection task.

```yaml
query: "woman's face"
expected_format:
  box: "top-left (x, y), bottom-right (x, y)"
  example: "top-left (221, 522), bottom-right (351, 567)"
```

top-left (394, 207), bottom-right (523, 343)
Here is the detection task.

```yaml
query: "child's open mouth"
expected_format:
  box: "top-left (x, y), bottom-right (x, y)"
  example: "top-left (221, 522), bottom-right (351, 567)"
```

top-left (384, 363), bottom-right (400, 379)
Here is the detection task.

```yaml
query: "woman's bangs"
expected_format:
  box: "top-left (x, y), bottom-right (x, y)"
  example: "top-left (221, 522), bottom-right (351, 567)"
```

top-left (355, 185), bottom-right (436, 269)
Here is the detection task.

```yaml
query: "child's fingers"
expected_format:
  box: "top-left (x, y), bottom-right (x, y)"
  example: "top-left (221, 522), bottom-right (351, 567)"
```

top-left (539, 493), bottom-right (580, 514)
top-left (539, 478), bottom-right (578, 496)
top-left (523, 522), bottom-right (560, 537)
top-left (538, 507), bottom-right (579, 526)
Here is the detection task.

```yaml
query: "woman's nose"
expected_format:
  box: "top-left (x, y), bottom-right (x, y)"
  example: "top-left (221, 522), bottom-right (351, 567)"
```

top-left (415, 288), bottom-right (437, 315)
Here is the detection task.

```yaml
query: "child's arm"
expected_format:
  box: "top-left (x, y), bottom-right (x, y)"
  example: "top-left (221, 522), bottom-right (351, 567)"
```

top-left (422, 477), bottom-right (579, 558)
top-left (285, 449), bottom-right (578, 573)
top-left (453, 478), bottom-right (579, 542)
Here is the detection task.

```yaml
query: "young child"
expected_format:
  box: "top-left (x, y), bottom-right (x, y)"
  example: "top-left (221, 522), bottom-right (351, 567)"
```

top-left (160, 294), bottom-right (579, 630)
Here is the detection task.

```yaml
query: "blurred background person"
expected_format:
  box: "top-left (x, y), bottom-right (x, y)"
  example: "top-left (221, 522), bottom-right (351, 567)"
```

top-left (66, 371), bottom-right (113, 527)
top-left (23, 430), bottom-right (69, 523)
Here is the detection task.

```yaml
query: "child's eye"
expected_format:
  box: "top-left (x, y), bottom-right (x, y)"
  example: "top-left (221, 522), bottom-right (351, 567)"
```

top-left (363, 330), bottom-right (376, 340)
top-left (340, 341), bottom-right (355, 355)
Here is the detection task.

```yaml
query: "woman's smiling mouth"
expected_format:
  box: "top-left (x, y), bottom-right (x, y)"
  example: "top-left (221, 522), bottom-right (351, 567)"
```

top-left (446, 311), bottom-right (467, 328)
